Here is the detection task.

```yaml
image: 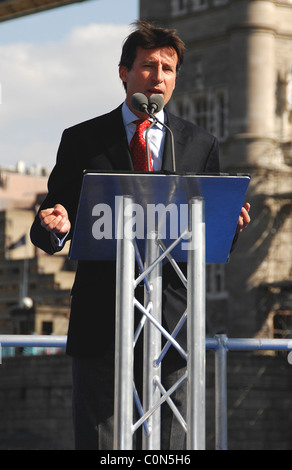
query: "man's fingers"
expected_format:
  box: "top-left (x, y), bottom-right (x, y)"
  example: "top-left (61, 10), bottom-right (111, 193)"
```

top-left (242, 203), bottom-right (251, 218)
top-left (244, 202), bottom-right (251, 212)
top-left (236, 202), bottom-right (251, 233)
top-left (40, 213), bottom-right (62, 231)
top-left (242, 204), bottom-right (251, 224)
top-left (39, 207), bottom-right (54, 220)
top-left (54, 216), bottom-right (71, 234)
top-left (39, 206), bottom-right (70, 234)
top-left (53, 204), bottom-right (67, 216)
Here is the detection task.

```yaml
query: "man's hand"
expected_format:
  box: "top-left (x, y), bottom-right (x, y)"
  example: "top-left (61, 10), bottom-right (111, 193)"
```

top-left (39, 204), bottom-right (71, 235)
top-left (236, 202), bottom-right (250, 234)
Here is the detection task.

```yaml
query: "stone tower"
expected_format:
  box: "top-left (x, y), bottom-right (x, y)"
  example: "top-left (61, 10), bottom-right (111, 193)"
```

top-left (139, 0), bottom-right (292, 338)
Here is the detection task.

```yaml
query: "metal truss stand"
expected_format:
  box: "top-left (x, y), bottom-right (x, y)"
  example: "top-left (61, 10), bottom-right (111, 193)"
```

top-left (69, 171), bottom-right (250, 450)
top-left (113, 195), bottom-right (205, 450)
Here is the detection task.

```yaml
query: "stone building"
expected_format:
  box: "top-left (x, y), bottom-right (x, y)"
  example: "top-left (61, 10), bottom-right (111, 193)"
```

top-left (0, 167), bottom-right (75, 337)
top-left (140, 0), bottom-right (292, 340)
top-left (0, 163), bottom-right (49, 211)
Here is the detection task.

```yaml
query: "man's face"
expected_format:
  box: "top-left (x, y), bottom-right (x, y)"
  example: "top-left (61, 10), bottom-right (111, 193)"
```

top-left (119, 46), bottom-right (178, 116)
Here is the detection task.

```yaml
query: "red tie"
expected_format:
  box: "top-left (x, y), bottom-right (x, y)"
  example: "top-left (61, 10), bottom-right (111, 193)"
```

top-left (130, 119), bottom-right (153, 171)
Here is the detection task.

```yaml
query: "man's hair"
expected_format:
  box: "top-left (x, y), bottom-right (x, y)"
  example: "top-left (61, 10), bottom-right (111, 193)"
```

top-left (119, 20), bottom-right (185, 89)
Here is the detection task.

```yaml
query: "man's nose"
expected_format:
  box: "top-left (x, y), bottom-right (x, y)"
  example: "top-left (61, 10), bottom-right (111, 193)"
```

top-left (152, 65), bottom-right (163, 83)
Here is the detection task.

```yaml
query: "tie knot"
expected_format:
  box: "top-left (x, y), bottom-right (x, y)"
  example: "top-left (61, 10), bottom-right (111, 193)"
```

top-left (134, 119), bottom-right (151, 133)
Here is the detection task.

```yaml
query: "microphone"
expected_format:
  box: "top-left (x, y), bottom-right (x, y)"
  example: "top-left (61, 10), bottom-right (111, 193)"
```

top-left (130, 93), bottom-right (149, 114)
top-left (148, 94), bottom-right (164, 114)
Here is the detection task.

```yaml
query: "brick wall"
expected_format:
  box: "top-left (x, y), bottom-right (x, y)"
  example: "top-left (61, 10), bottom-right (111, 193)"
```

top-left (0, 352), bottom-right (292, 450)
top-left (0, 354), bottom-right (74, 450)
top-left (206, 351), bottom-right (292, 450)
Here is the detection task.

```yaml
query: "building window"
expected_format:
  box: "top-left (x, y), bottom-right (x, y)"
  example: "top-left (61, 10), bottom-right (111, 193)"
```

top-left (206, 264), bottom-right (227, 299)
top-left (171, 0), bottom-right (188, 15)
top-left (191, 0), bottom-right (208, 11)
top-left (216, 89), bottom-right (228, 139)
top-left (191, 90), bottom-right (228, 140)
top-left (273, 311), bottom-right (292, 339)
top-left (213, 0), bottom-right (228, 6)
top-left (173, 88), bottom-right (228, 141)
top-left (42, 321), bottom-right (53, 335)
top-left (172, 0), bottom-right (228, 13)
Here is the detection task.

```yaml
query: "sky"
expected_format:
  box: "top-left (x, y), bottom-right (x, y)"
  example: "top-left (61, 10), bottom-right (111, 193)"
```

top-left (0, 0), bottom-right (139, 171)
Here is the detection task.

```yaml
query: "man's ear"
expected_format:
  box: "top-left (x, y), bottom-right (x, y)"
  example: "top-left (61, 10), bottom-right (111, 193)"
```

top-left (119, 65), bottom-right (128, 83)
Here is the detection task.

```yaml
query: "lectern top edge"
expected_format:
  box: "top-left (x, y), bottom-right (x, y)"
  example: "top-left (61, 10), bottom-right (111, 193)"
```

top-left (83, 169), bottom-right (251, 179)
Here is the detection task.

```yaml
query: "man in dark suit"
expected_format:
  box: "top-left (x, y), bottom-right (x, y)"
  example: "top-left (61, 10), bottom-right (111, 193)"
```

top-left (30, 21), bottom-right (250, 449)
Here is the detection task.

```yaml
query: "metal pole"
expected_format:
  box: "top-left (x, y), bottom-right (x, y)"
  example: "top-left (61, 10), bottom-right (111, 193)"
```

top-left (143, 232), bottom-right (162, 449)
top-left (215, 334), bottom-right (228, 450)
top-left (186, 197), bottom-right (206, 450)
top-left (114, 195), bottom-right (135, 450)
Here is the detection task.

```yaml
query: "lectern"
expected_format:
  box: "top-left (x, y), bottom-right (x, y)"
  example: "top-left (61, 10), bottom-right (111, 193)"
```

top-left (70, 171), bottom-right (250, 450)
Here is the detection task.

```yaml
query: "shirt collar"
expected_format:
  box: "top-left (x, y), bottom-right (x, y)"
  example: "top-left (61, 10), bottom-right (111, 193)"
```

top-left (122, 101), bottom-right (165, 129)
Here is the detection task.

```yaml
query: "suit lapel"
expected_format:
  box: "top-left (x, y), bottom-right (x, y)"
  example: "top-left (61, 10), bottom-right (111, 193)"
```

top-left (104, 105), bottom-right (134, 171)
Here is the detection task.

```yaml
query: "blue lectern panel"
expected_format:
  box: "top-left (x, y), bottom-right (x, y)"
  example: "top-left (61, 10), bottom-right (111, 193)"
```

top-left (69, 172), bottom-right (250, 263)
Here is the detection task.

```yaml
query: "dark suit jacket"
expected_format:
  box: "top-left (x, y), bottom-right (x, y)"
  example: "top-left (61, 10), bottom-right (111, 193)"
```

top-left (30, 104), bottom-right (220, 358)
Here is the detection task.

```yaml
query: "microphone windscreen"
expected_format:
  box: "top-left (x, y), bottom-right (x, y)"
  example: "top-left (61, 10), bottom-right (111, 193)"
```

top-left (148, 94), bottom-right (165, 113)
top-left (130, 93), bottom-right (148, 112)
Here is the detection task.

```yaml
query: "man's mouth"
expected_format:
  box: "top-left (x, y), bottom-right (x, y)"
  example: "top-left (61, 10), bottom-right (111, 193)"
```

top-left (147, 89), bottom-right (163, 96)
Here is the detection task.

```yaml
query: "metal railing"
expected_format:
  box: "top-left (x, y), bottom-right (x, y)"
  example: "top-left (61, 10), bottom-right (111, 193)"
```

top-left (206, 334), bottom-right (292, 450)
top-left (1, 332), bottom-right (292, 450)
top-left (0, 334), bottom-right (67, 352)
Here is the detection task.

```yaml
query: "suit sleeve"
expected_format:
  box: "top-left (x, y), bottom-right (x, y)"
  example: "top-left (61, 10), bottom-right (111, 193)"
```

top-left (30, 128), bottom-right (83, 254)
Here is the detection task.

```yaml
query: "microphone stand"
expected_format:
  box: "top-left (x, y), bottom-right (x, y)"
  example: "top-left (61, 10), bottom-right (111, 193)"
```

top-left (145, 109), bottom-right (176, 173)
top-left (145, 120), bottom-right (156, 172)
